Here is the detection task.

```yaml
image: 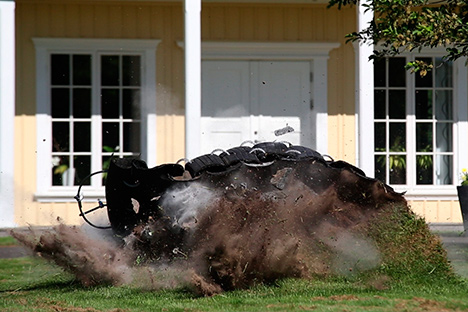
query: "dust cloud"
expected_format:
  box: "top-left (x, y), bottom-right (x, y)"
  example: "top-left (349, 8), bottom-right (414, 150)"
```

top-left (12, 160), bottom-right (408, 295)
top-left (11, 224), bottom-right (132, 286)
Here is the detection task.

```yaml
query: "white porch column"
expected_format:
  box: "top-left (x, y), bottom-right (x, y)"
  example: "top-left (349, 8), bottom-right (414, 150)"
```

top-left (355, 3), bottom-right (375, 177)
top-left (184, 0), bottom-right (201, 160)
top-left (0, 0), bottom-right (16, 227)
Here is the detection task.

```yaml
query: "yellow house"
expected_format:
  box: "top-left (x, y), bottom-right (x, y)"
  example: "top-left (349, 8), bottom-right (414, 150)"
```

top-left (0, 0), bottom-right (466, 228)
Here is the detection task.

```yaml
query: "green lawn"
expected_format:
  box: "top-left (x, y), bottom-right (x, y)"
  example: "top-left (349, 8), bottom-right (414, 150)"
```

top-left (0, 236), bottom-right (19, 247)
top-left (2, 256), bottom-right (468, 312)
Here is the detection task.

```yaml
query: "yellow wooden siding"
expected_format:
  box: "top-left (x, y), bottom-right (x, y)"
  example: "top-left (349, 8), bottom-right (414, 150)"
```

top-left (15, 0), bottom-right (460, 226)
top-left (409, 200), bottom-right (463, 223)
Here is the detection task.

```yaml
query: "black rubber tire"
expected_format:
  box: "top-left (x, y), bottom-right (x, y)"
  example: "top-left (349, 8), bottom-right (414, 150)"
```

top-left (106, 158), bottom-right (185, 236)
top-left (286, 145), bottom-right (325, 161)
top-left (185, 154), bottom-right (227, 177)
top-left (222, 146), bottom-right (260, 164)
top-left (252, 142), bottom-right (289, 161)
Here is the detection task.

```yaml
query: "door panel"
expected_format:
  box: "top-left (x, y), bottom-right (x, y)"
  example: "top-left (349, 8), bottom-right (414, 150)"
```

top-left (200, 117), bottom-right (251, 153)
top-left (201, 61), bottom-right (250, 152)
top-left (202, 61), bottom-right (250, 117)
top-left (201, 60), bottom-right (312, 154)
top-left (256, 61), bottom-right (310, 145)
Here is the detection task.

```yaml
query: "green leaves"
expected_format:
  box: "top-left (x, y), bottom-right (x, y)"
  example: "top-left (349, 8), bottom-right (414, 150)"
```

top-left (404, 59), bottom-right (433, 76)
top-left (329, 0), bottom-right (468, 75)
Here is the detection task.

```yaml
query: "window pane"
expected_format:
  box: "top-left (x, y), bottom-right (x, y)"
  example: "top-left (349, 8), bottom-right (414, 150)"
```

top-left (374, 123), bottom-right (386, 151)
top-left (435, 91), bottom-right (453, 120)
top-left (52, 122), bottom-right (69, 152)
top-left (436, 123), bottom-right (452, 152)
top-left (74, 156), bottom-right (91, 186)
top-left (101, 55), bottom-right (120, 86)
top-left (74, 122), bottom-right (91, 152)
top-left (388, 90), bottom-right (406, 119)
top-left (416, 155), bottom-right (433, 184)
top-left (435, 58), bottom-right (452, 88)
top-left (390, 155), bottom-right (406, 184)
top-left (415, 58), bottom-right (433, 87)
top-left (101, 89), bottom-right (120, 119)
top-left (73, 88), bottom-right (91, 118)
top-left (436, 155), bottom-right (452, 185)
top-left (375, 155), bottom-right (386, 183)
top-left (51, 88), bottom-right (70, 118)
top-left (102, 122), bottom-right (120, 151)
top-left (51, 54), bottom-right (70, 85)
top-left (52, 156), bottom-right (69, 186)
top-left (388, 58), bottom-right (406, 87)
top-left (416, 123), bottom-right (433, 152)
top-left (416, 90), bottom-right (432, 119)
top-left (123, 89), bottom-right (141, 119)
top-left (389, 123), bottom-right (406, 152)
top-left (122, 55), bottom-right (141, 86)
top-left (73, 55), bottom-right (91, 86)
top-left (374, 90), bottom-right (386, 119)
top-left (374, 58), bottom-right (386, 87)
top-left (123, 122), bottom-right (140, 153)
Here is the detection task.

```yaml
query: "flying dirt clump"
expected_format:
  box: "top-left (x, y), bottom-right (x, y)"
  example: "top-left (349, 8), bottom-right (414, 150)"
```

top-left (11, 142), bottom-right (453, 295)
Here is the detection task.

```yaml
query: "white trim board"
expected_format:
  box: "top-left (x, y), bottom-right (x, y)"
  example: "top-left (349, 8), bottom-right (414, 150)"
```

top-left (178, 41), bottom-right (340, 60)
top-left (32, 38), bottom-right (161, 51)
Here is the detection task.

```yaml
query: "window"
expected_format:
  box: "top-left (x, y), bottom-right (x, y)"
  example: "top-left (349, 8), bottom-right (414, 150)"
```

top-left (373, 55), bottom-right (463, 193)
top-left (34, 39), bottom-right (159, 201)
top-left (51, 54), bottom-right (142, 186)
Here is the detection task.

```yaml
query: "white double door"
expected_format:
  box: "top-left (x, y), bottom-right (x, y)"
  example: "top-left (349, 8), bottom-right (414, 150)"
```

top-left (201, 60), bottom-right (312, 153)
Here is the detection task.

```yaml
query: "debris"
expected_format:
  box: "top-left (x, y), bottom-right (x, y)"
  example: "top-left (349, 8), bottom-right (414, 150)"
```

top-left (131, 198), bottom-right (140, 214)
top-left (270, 167), bottom-right (293, 190)
top-left (274, 125), bottom-right (294, 136)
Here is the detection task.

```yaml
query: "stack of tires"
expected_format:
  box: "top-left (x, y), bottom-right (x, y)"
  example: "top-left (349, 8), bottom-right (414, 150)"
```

top-left (185, 141), bottom-right (325, 178)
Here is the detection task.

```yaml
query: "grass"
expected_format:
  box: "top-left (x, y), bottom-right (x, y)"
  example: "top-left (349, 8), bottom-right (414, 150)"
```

top-left (1, 256), bottom-right (468, 311)
top-left (1, 207), bottom-right (467, 311)
top-left (0, 236), bottom-right (19, 247)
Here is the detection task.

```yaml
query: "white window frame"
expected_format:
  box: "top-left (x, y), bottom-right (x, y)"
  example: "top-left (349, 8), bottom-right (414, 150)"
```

top-left (178, 41), bottom-right (340, 154)
top-left (359, 48), bottom-right (468, 200)
top-left (33, 38), bottom-right (160, 202)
